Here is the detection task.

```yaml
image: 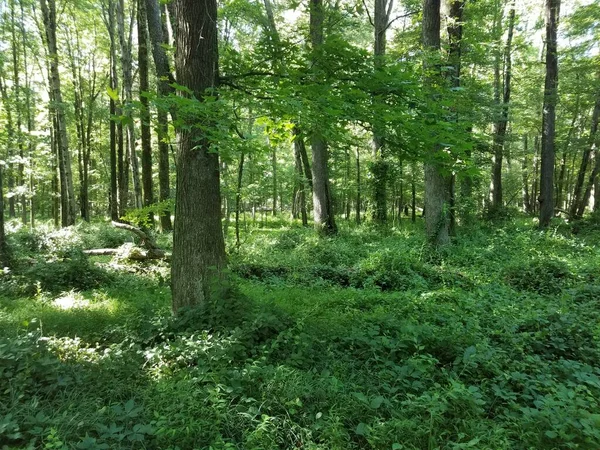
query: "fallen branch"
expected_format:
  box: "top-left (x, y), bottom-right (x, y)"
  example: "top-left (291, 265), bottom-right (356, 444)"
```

top-left (84, 222), bottom-right (170, 261)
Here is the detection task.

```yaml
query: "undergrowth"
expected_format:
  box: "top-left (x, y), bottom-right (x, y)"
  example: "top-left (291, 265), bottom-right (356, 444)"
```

top-left (0, 217), bottom-right (599, 449)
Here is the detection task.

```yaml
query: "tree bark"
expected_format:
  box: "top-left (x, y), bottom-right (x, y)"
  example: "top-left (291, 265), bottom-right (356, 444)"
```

top-left (138, 0), bottom-right (153, 217)
top-left (117, 0), bottom-right (142, 209)
top-left (40, 0), bottom-right (77, 227)
top-left (422, 0), bottom-right (450, 246)
top-left (539, 0), bottom-right (560, 228)
top-left (370, 0), bottom-right (393, 224)
top-left (490, 1), bottom-right (515, 212)
top-left (107, 0), bottom-right (119, 221)
top-left (310, 0), bottom-right (337, 235)
top-left (146, 0), bottom-right (174, 230)
top-left (171, 0), bottom-right (227, 312)
top-left (571, 82), bottom-right (600, 218)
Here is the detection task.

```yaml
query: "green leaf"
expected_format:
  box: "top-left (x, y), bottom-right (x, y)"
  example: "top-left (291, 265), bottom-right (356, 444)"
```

top-left (370, 395), bottom-right (384, 409)
top-left (355, 422), bottom-right (368, 436)
top-left (106, 86), bottom-right (119, 102)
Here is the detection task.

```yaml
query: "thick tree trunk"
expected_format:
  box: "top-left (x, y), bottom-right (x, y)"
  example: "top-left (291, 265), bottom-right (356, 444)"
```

top-left (310, 0), bottom-right (337, 235)
top-left (422, 0), bottom-right (450, 246)
top-left (138, 0), bottom-right (153, 217)
top-left (521, 135), bottom-right (532, 213)
top-left (40, 0), bottom-right (77, 227)
top-left (539, 0), bottom-right (560, 228)
top-left (356, 148), bottom-right (361, 224)
top-left (171, 0), bottom-right (227, 312)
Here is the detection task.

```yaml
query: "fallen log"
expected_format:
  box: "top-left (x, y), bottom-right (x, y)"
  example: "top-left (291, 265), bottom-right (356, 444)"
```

top-left (84, 222), bottom-right (170, 261)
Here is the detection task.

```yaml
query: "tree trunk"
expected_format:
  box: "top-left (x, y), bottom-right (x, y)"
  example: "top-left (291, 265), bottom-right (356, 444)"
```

top-left (171, 0), bottom-right (227, 312)
top-left (235, 152), bottom-right (245, 247)
top-left (422, 0), bottom-right (450, 246)
top-left (107, 0), bottom-right (119, 220)
top-left (447, 0), bottom-right (465, 234)
top-left (491, 1), bottom-right (515, 212)
top-left (521, 135), bottom-right (532, 213)
top-left (293, 132), bottom-right (309, 226)
top-left (118, 0), bottom-right (142, 209)
top-left (310, 0), bottom-right (337, 235)
top-left (146, 0), bottom-right (174, 230)
top-left (40, 0), bottom-right (77, 227)
top-left (539, 0), bottom-right (560, 228)
top-left (138, 0), bottom-right (153, 218)
top-left (356, 148), bottom-right (361, 224)
top-left (370, 0), bottom-right (392, 225)
top-left (571, 83), bottom-right (600, 218)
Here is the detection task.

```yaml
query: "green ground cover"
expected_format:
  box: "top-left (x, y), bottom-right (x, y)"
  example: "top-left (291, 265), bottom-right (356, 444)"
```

top-left (1, 218), bottom-right (599, 449)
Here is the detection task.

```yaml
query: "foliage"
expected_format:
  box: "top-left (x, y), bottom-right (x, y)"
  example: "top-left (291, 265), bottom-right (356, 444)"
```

top-left (0, 219), bottom-right (599, 448)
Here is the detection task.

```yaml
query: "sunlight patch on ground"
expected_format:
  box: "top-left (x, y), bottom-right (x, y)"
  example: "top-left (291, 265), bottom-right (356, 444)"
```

top-left (53, 292), bottom-right (90, 310)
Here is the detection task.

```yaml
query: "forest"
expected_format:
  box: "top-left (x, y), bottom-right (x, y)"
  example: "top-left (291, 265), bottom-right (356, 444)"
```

top-left (0, 0), bottom-right (600, 448)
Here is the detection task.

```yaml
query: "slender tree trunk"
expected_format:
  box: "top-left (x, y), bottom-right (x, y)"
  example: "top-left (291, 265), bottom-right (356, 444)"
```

top-left (40, 0), bottom-right (77, 227)
top-left (310, 0), bottom-right (337, 235)
top-left (491, 1), bottom-right (515, 212)
top-left (171, 0), bottom-right (227, 312)
top-left (356, 148), bottom-right (361, 224)
top-left (293, 132), bottom-right (309, 226)
top-left (539, 0), bottom-right (560, 228)
top-left (107, 0), bottom-right (119, 220)
top-left (571, 84), bottom-right (600, 218)
top-left (371, 0), bottom-right (392, 225)
top-left (146, 0), bottom-right (174, 230)
top-left (522, 135), bottom-right (532, 213)
top-left (235, 152), bottom-right (245, 247)
top-left (118, 0), bottom-right (142, 209)
top-left (138, 0), bottom-right (154, 219)
top-left (447, 0), bottom-right (465, 234)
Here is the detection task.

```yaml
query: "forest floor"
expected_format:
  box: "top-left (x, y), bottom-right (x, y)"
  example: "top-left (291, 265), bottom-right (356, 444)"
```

top-left (1, 216), bottom-right (600, 449)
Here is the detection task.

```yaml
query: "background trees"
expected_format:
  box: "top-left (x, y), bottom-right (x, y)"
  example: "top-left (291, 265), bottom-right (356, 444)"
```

top-left (0, 0), bottom-right (596, 256)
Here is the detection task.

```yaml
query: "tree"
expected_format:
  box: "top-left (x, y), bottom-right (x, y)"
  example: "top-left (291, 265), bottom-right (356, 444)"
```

top-left (539, 0), bottom-right (560, 228)
top-left (146, 0), bottom-right (174, 231)
top-left (138, 0), bottom-right (153, 217)
top-left (171, 0), bottom-right (227, 312)
top-left (309, 0), bottom-right (337, 235)
top-left (40, 0), bottom-right (77, 227)
top-left (422, 0), bottom-right (450, 246)
top-left (490, 0), bottom-right (515, 213)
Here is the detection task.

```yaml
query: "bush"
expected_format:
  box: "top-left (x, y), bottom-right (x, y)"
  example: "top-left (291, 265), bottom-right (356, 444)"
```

top-left (503, 258), bottom-right (572, 294)
top-left (24, 248), bottom-right (111, 293)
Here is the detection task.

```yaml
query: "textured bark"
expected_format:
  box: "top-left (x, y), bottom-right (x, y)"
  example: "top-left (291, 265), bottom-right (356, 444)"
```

top-left (171, 0), bottom-right (227, 312)
top-left (310, 0), bottom-right (337, 235)
top-left (539, 0), bottom-right (560, 228)
top-left (446, 0), bottom-right (465, 235)
top-left (146, 0), bottom-right (174, 230)
top-left (422, 0), bottom-right (450, 246)
top-left (490, 2), bottom-right (515, 212)
top-left (40, 0), bottom-right (77, 227)
top-left (356, 149), bottom-right (361, 224)
top-left (138, 0), bottom-right (153, 214)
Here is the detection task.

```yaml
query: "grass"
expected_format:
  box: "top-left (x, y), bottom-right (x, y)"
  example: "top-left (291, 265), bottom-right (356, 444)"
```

top-left (1, 216), bottom-right (599, 449)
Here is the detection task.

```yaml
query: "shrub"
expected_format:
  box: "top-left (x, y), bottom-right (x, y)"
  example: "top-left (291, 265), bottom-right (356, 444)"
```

top-left (503, 258), bottom-right (572, 294)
